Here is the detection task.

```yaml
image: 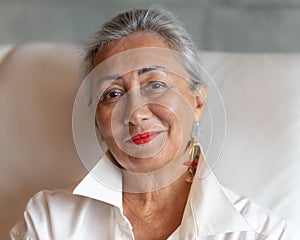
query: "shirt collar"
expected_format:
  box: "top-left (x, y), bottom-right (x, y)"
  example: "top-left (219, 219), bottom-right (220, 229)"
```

top-left (179, 154), bottom-right (251, 237)
top-left (73, 155), bottom-right (123, 210)
top-left (73, 153), bottom-right (251, 237)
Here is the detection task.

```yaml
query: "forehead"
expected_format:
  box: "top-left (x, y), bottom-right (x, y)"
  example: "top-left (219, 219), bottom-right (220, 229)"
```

top-left (90, 47), bottom-right (187, 84)
top-left (93, 32), bottom-right (172, 67)
top-left (89, 33), bottom-right (187, 82)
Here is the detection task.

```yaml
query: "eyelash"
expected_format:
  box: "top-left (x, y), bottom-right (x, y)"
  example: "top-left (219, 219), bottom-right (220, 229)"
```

top-left (146, 81), bottom-right (167, 89)
top-left (102, 88), bottom-right (124, 101)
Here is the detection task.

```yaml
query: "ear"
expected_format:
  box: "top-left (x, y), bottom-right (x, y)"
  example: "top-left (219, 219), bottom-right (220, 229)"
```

top-left (193, 84), bottom-right (207, 122)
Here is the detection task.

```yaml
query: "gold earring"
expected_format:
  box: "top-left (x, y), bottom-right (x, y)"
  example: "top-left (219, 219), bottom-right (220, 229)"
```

top-left (184, 138), bottom-right (201, 183)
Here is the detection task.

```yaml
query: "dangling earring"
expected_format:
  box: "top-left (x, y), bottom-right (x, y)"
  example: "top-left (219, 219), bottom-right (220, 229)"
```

top-left (184, 138), bottom-right (201, 183)
top-left (192, 121), bottom-right (200, 140)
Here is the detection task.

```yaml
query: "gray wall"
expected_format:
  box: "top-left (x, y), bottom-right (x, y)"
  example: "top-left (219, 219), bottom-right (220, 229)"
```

top-left (1, 0), bottom-right (300, 52)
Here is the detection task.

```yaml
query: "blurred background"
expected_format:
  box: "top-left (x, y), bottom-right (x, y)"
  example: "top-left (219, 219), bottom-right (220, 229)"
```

top-left (1, 0), bottom-right (300, 52)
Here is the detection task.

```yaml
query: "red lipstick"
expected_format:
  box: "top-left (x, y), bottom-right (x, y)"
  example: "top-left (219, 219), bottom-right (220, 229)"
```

top-left (131, 132), bottom-right (159, 145)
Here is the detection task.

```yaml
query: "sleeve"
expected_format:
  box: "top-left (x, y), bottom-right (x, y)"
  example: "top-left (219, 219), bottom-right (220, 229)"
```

top-left (9, 191), bottom-right (54, 240)
top-left (10, 211), bottom-right (38, 240)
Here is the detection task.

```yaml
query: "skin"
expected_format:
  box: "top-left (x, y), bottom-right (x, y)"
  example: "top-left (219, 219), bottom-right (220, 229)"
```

top-left (94, 32), bottom-right (206, 240)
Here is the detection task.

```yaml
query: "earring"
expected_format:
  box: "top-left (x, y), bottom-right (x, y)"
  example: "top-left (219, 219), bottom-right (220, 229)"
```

top-left (184, 138), bottom-right (201, 183)
top-left (192, 121), bottom-right (200, 140)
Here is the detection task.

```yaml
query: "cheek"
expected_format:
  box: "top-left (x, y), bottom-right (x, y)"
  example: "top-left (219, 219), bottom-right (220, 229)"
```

top-left (162, 94), bottom-right (194, 126)
top-left (95, 107), bottom-right (113, 138)
top-left (163, 95), bottom-right (194, 141)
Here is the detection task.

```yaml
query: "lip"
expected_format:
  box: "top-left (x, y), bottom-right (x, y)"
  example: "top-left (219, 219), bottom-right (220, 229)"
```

top-left (131, 131), bottom-right (160, 145)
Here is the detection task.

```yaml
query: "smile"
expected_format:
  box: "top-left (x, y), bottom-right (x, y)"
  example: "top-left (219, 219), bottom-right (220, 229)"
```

top-left (131, 132), bottom-right (160, 145)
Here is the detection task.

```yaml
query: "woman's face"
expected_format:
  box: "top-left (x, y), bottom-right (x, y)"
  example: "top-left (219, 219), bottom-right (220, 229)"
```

top-left (94, 32), bottom-right (205, 173)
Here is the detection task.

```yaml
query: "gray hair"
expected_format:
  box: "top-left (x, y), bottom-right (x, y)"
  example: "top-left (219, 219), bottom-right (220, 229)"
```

top-left (81, 7), bottom-right (205, 89)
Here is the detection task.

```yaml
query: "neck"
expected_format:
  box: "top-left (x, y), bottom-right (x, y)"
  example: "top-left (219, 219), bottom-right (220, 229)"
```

top-left (123, 172), bottom-right (191, 221)
top-left (122, 173), bottom-right (191, 240)
top-left (121, 143), bottom-right (201, 240)
top-left (122, 142), bottom-right (194, 217)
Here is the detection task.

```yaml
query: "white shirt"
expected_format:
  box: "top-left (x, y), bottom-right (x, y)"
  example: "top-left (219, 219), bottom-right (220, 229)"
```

top-left (10, 156), bottom-right (290, 240)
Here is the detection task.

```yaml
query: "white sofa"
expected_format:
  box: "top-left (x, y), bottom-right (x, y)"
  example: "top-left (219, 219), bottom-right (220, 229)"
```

top-left (0, 43), bottom-right (299, 239)
top-left (0, 43), bottom-right (87, 240)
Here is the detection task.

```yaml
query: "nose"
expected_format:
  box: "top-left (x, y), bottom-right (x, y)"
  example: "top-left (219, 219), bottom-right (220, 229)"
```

top-left (123, 88), bottom-right (153, 126)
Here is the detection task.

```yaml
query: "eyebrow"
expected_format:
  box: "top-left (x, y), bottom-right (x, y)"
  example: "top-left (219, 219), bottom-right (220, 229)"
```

top-left (98, 65), bottom-right (167, 82)
top-left (99, 74), bottom-right (121, 81)
top-left (137, 65), bottom-right (166, 75)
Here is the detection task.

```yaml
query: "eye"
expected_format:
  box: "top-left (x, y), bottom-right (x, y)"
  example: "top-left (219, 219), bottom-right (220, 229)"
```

top-left (102, 88), bottom-right (124, 101)
top-left (147, 81), bottom-right (167, 90)
top-left (151, 81), bottom-right (166, 89)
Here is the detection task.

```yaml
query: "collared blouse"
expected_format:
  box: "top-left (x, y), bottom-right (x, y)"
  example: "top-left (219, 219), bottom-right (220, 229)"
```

top-left (10, 156), bottom-right (290, 240)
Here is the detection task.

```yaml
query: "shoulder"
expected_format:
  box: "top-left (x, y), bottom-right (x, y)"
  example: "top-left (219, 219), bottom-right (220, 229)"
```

top-left (11, 190), bottom-right (115, 239)
top-left (223, 187), bottom-right (290, 239)
top-left (26, 189), bottom-right (92, 210)
top-left (26, 189), bottom-right (115, 221)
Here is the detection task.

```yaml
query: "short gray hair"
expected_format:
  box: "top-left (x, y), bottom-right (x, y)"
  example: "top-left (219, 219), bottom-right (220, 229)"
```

top-left (81, 7), bottom-right (205, 89)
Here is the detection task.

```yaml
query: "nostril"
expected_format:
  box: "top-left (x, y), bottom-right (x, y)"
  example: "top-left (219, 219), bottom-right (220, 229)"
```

top-left (127, 105), bottom-right (153, 126)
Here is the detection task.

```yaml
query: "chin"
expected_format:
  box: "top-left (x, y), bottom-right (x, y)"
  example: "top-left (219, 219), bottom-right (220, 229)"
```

top-left (123, 154), bottom-right (173, 173)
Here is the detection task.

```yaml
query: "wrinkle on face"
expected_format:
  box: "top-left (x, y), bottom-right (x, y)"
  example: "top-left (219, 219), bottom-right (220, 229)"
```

top-left (93, 32), bottom-right (205, 174)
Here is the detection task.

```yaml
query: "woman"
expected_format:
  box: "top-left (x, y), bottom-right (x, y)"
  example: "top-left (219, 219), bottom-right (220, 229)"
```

top-left (11, 7), bottom-right (289, 240)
